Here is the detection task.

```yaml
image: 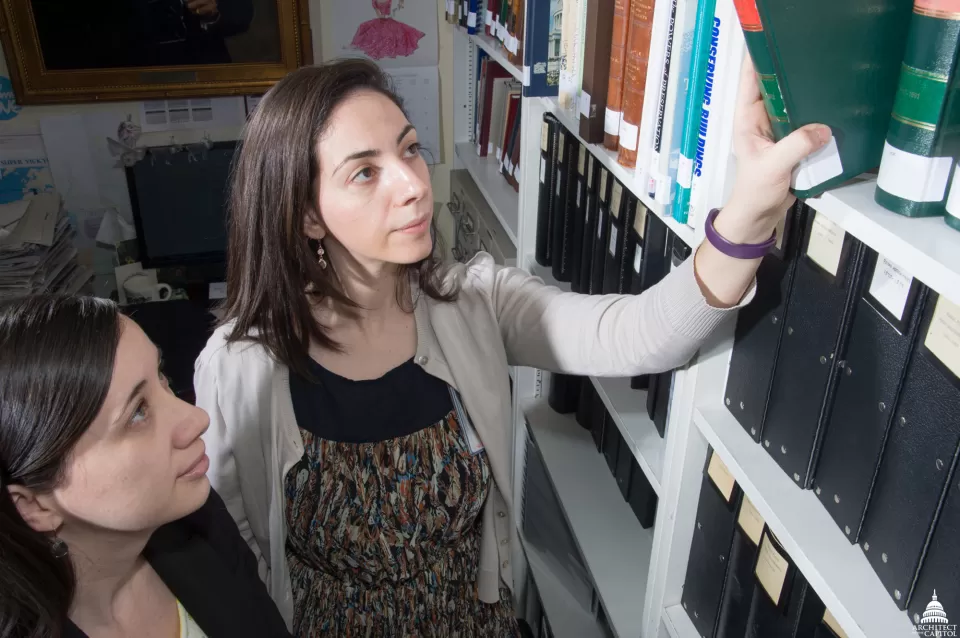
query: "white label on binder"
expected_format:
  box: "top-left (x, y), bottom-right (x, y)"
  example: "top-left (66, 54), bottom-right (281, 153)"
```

top-left (556, 169), bottom-right (562, 196)
top-left (448, 0), bottom-right (455, 15)
top-left (485, 9), bottom-right (493, 25)
top-left (467, 11), bottom-right (477, 27)
top-left (488, 141), bottom-right (493, 155)
top-left (523, 65), bottom-right (531, 86)
top-left (634, 203), bottom-right (648, 239)
top-left (540, 122), bottom-right (549, 152)
top-left (925, 295), bottom-right (960, 378)
top-left (495, 146), bottom-right (502, 164)
top-left (677, 154), bottom-right (694, 189)
top-left (823, 609), bottom-right (849, 638)
top-left (633, 246), bottom-right (643, 273)
top-left (756, 533), bottom-right (790, 605)
top-left (707, 451), bottom-right (736, 503)
top-left (540, 157), bottom-right (546, 183)
top-left (791, 134), bottom-right (843, 192)
top-left (619, 120), bottom-right (640, 151)
top-left (576, 182), bottom-right (582, 206)
top-left (868, 256), bottom-right (914, 321)
top-left (605, 108), bottom-right (621, 136)
top-left (579, 91), bottom-right (592, 118)
top-left (610, 182), bottom-right (623, 219)
top-left (737, 495), bottom-right (765, 546)
top-left (609, 224), bottom-right (618, 256)
top-left (513, 162), bottom-right (520, 179)
top-left (806, 213), bottom-right (845, 276)
top-left (877, 141), bottom-right (953, 202)
top-left (462, 1), bottom-right (468, 19)
top-left (598, 211), bottom-right (604, 238)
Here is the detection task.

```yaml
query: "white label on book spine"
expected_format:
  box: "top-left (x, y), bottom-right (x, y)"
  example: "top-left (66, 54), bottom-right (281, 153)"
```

top-left (462, 1), bottom-right (468, 19)
top-left (539, 158), bottom-right (546, 184)
top-left (619, 120), bottom-right (640, 151)
top-left (707, 451), bottom-right (736, 503)
top-left (485, 9), bottom-right (493, 25)
top-left (737, 496), bottom-right (765, 547)
top-left (604, 108), bottom-right (621, 136)
top-left (633, 247), bottom-right (643, 273)
top-left (791, 135), bottom-right (843, 192)
top-left (523, 65), bottom-right (531, 86)
top-left (609, 224), bottom-right (618, 256)
top-left (495, 146), bottom-right (502, 163)
top-left (946, 161), bottom-right (960, 220)
top-left (514, 162), bottom-right (520, 179)
top-left (677, 155), bottom-right (694, 189)
top-left (448, 0), bottom-right (455, 16)
top-left (579, 91), bottom-right (592, 118)
top-left (756, 533), bottom-right (790, 605)
top-left (868, 256), bottom-right (914, 321)
top-left (806, 213), bottom-right (845, 276)
top-left (877, 141), bottom-right (954, 203)
top-left (823, 609), bottom-right (849, 638)
top-left (467, 11), bottom-right (477, 27)
top-left (925, 295), bottom-right (960, 379)
top-left (634, 203), bottom-right (647, 239)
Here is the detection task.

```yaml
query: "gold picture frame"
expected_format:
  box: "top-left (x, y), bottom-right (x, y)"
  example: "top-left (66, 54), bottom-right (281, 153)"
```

top-left (0, 0), bottom-right (313, 105)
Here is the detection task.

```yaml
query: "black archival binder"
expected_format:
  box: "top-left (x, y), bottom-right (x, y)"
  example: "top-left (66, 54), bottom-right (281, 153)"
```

top-left (535, 114), bottom-right (559, 267)
top-left (591, 389), bottom-right (607, 452)
top-left (550, 129), bottom-right (573, 282)
top-left (761, 211), bottom-right (868, 488)
top-left (681, 450), bottom-right (742, 638)
top-left (628, 456), bottom-right (658, 529)
top-left (746, 530), bottom-right (825, 638)
top-left (603, 415), bottom-right (621, 474)
top-left (578, 155), bottom-right (601, 294)
top-left (615, 428), bottom-right (634, 500)
top-left (576, 377), bottom-right (594, 430)
top-left (590, 167), bottom-right (613, 295)
top-left (908, 464), bottom-right (960, 628)
top-left (602, 179), bottom-right (630, 294)
top-left (630, 209), bottom-right (669, 391)
top-left (547, 373), bottom-right (581, 414)
top-left (859, 292), bottom-right (960, 610)
top-left (723, 202), bottom-right (807, 443)
top-left (569, 146), bottom-right (590, 293)
top-left (716, 496), bottom-right (766, 638)
top-left (814, 250), bottom-right (928, 543)
top-left (646, 234), bottom-right (693, 436)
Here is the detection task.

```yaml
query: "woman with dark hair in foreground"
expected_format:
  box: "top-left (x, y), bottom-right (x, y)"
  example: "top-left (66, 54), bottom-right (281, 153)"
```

top-left (0, 295), bottom-right (289, 638)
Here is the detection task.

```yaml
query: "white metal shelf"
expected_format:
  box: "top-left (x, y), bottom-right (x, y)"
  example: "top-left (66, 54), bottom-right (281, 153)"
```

top-left (528, 259), bottom-right (666, 496)
top-left (661, 604), bottom-right (697, 638)
top-left (523, 397), bottom-right (653, 638)
top-left (520, 534), bottom-right (604, 638)
top-left (540, 97), bottom-right (698, 249)
top-left (456, 26), bottom-right (524, 83)
top-left (692, 404), bottom-right (914, 638)
top-left (806, 177), bottom-right (960, 306)
top-left (454, 142), bottom-right (519, 246)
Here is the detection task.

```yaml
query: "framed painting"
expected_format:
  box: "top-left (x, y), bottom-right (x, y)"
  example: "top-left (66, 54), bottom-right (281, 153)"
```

top-left (0, 0), bottom-right (312, 105)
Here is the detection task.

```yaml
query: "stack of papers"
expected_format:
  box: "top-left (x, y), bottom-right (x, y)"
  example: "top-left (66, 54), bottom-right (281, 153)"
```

top-left (0, 193), bottom-right (93, 299)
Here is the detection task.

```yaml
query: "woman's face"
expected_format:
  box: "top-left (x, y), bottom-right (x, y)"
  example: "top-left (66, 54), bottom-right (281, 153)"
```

top-left (310, 89), bottom-right (434, 271)
top-left (46, 316), bottom-right (211, 535)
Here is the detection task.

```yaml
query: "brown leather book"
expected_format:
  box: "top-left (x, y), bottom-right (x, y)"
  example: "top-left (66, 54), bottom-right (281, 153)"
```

top-left (616, 0), bottom-right (655, 168)
top-left (578, 0), bottom-right (617, 144)
top-left (603, 0), bottom-right (632, 151)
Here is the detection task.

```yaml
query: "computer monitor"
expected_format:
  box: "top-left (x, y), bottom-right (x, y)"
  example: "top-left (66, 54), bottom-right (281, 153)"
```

top-left (126, 141), bottom-right (237, 270)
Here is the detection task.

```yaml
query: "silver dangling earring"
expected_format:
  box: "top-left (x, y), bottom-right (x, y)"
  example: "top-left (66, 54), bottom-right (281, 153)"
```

top-left (50, 537), bottom-right (68, 559)
top-left (317, 244), bottom-right (327, 270)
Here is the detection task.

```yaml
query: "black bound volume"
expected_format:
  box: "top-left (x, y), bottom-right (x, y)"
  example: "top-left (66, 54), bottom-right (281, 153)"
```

top-left (603, 415), bottom-right (621, 474)
top-left (591, 391), bottom-right (607, 452)
top-left (575, 377), bottom-right (593, 430)
top-left (716, 495), bottom-right (766, 638)
top-left (547, 372), bottom-right (581, 414)
top-left (723, 203), bottom-right (807, 443)
top-left (569, 145), bottom-right (590, 292)
top-left (602, 178), bottom-right (631, 294)
top-left (535, 114), bottom-right (559, 267)
top-left (630, 209), bottom-right (669, 391)
top-left (814, 249), bottom-right (928, 543)
top-left (549, 129), bottom-right (572, 282)
top-left (628, 457), bottom-right (658, 528)
top-left (590, 167), bottom-right (612, 296)
top-left (859, 291), bottom-right (960, 610)
top-left (761, 211), bottom-right (868, 488)
top-left (681, 449), bottom-right (742, 638)
top-left (646, 234), bottom-right (693, 437)
top-left (579, 157), bottom-right (601, 293)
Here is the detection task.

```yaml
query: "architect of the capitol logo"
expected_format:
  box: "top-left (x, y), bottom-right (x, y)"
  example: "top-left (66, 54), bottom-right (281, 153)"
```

top-left (914, 591), bottom-right (957, 637)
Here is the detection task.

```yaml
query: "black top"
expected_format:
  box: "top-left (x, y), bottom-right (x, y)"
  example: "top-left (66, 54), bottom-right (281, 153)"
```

top-left (64, 489), bottom-right (290, 638)
top-left (290, 357), bottom-right (454, 443)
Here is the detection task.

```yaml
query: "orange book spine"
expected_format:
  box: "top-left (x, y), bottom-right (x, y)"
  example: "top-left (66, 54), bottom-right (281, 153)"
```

top-left (616, 0), bottom-right (656, 168)
top-left (603, 0), bottom-right (632, 151)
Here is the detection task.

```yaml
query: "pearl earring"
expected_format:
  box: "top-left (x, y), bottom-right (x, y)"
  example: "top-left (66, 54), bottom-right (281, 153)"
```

top-left (317, 244), bottom-right (327, 270)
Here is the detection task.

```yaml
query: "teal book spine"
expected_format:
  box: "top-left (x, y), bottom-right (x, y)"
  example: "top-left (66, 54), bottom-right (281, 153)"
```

top-left (673, 0), bottom-right (718, 223)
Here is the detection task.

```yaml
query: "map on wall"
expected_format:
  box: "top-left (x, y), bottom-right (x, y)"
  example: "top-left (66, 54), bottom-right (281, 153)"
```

top-left (0, 135), bottom-right (55, 205)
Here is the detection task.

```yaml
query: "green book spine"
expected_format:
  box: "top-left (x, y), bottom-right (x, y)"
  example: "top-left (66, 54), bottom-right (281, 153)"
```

top-left (876, 0), bottom-right (960, 217)
top-left (733, 0), bottom-right (791, 141)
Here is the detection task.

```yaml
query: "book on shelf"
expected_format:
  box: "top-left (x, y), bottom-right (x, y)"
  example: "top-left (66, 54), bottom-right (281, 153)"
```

top-left (551, 128), bottom-right (577, 282)
top-left (859, 292), bottom-right (960, 610)
top-left (616, 0), bottom-right (657, 169)
top-left (716, 495), bottom-right (765, 638)
top-left (590, 167), bottom-right (613, 295)
top-left (536, 114), bottom-right (560, 266)
top-left (569, 145), bottom-right (591, 291)
top-left (603, 0), bottom-right (632, 151)
top-left (875, 0), bottom-right (960, 225)
top-left (639, 0), bottom-right (679, 200)
top-left (578, 153), bottom-right (601, 293)
top-left (522, 0), bottom-right (562, 97)
top-left (578, 0), bottom-right (616, 143)
top-left (733, 0), bottom-right (913, 198)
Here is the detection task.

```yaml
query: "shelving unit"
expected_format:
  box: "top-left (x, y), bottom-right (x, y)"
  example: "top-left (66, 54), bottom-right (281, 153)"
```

top-left (448, 12), bottom-right (951, 638)
top-left (456, 26), bottom-right (525, 83)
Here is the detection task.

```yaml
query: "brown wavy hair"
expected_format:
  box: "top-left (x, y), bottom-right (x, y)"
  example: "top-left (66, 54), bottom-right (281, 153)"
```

top-left (220, 59), bottom-right (456, 376)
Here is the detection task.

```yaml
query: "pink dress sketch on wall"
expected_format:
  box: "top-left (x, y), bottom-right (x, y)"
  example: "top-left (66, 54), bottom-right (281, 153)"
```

top-left (350, 0), bottom-right (425, 60)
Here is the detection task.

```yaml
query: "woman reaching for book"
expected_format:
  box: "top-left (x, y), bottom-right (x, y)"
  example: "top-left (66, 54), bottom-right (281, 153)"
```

top-left (196, 56), bottom-right (830, 636)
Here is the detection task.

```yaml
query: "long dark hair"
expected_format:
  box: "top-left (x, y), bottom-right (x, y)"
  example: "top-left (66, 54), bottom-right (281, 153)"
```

top-left (0, 295), bottom-right (121, 638)
top-left (220, 58), bottom-right (456, 377)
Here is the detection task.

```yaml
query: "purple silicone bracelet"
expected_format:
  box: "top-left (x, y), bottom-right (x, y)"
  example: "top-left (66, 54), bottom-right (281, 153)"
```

top-left (705, 208), bottom-right (776, 259)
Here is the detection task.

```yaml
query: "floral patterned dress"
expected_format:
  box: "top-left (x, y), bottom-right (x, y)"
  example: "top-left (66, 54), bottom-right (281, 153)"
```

top-left (284, 358), bottom-right (520, 637)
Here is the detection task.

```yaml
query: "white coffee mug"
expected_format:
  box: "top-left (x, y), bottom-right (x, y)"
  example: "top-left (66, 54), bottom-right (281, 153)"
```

top-left (123, 273), bottom-right (172, 303)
